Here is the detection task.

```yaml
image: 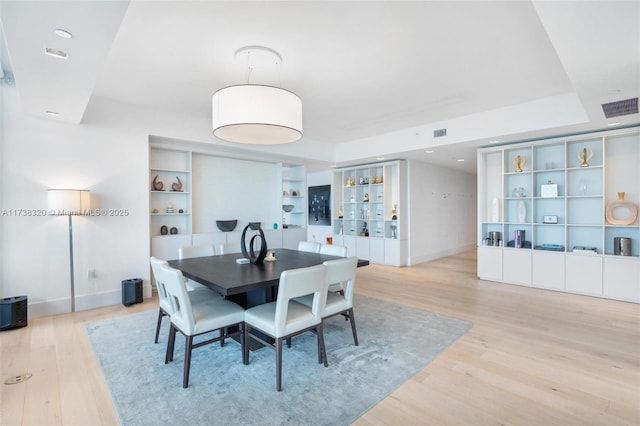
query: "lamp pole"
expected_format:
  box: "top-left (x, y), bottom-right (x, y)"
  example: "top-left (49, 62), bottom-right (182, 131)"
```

top-left (67, 213), bottom-right (76, 312)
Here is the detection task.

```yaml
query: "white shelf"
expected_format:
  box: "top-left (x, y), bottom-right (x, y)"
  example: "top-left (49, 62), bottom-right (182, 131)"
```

top-left (477, 127), bottom-right (640, 303)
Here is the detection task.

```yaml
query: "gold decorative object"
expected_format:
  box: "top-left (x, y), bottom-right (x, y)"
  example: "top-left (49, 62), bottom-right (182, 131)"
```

top-left (512, 155), bottom-right (525, 172)
top-left (578, 147), bottom-right (594, 167)
top-left (605, 192), bottom-right (638, 225)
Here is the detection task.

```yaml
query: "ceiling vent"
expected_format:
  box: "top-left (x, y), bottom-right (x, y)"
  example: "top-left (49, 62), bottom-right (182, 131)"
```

top-left (601, 98), bottom-right (638, 118)
top-left (433, 128), bottom-right (447, 138)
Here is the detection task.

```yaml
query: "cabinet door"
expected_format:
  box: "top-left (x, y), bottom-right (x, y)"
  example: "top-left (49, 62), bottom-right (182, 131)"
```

top-left (565, 254), bottom-right (603, 296)
top-left (477, 247), bottom-right (503, 281)
top-left (369, 238), bottom-right (385, 264)
top-left (603, 257), bottom-right (640, 302)
top-left (532, 251), bottom-right (565, 290)
top-left (356, 236), bottom-right (370, 260)
top-left (503, 249), bottom-right (532, 285)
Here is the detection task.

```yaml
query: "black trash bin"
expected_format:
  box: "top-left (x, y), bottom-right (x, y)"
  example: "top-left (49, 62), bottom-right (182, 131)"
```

top-left (122, 279), bottom-right (143, 306)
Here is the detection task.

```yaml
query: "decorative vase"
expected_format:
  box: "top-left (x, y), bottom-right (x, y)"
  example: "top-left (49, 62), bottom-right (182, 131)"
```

top-left (605, 192), bottom-right (638, 225)
top-left (170, 227), bottom-right (178, 234)
top-left (517, 201), bottom-right (526, 223)
top-left (160, 225), bottom-right (168, 235)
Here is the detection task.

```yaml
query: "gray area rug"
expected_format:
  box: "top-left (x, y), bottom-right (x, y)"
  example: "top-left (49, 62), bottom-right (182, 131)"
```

top-left (86, 295), bottom-right (472, 426)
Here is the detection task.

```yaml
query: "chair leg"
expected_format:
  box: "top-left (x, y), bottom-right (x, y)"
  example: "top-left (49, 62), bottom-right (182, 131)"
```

top-left (243, 324), bottom-right (250, 365)
top-left (347, 308), bottom-right (359, 346)
top-left (317, 322), bottom-right (328, 367)
top-left (183, 335), bottom-right (193, 388)
top-left (165, 324), bottom-right (177, 364)
top-left (286, 337), bottom-right (292, 348)
top-left (276, 337), bottom-right (283, 392)
top-left (220, 327), bottom-right (225, 347)
top-left (154, 308), bottom-right (165, 344)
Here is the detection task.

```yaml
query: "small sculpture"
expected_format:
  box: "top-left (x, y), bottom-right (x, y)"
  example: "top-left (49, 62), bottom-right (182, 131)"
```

top-left (160, 225), bottom-right (168, 235)
top-left (171, 176), bottom-right (183, 192)
top-left (170, 227), bottom-right (178, 235)
top-left (392, 204), bottom-right (398, 220)
top-left (338, 206), bottom-right (343, 219)
top-left (152, 175), bottom-right (164, 191)
top-left (513, 155), bottom-right (525, 172)
top-left (578, 147), bottom-right (594, 167)
top-left (363, 193), bottom-right (369, 202)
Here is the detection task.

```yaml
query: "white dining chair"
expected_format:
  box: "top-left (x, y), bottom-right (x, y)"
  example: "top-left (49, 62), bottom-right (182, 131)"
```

top-left (150, 256), bottom-right (223, 344)
top-left (319, 244), bottom-right (348, 293)
top-left (294, 257), bottom-right (359, 346)
top-left (243, 264), bottom-right (328, 391)
top-left (297, 241), bottom-right (321, 253)
top-left (178, 244), bottom-right (216, 291)
top-left (156, 262), bottom-right (245, 388)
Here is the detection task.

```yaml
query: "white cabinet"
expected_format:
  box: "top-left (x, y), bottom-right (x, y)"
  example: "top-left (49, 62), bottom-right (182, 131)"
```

top-left (332, 160), bottom-right (407, 265)
top-left (603, 256), bottom-right (640, 302)
top-left (503, 249), bottom-right (532, 286)
top-left (565, 254), bottom-right (603, 296)
top-left (477, 127), bottom-right (640, 302)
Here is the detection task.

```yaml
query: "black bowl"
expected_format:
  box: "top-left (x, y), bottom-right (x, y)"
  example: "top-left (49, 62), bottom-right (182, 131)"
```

top-left (216, 219), bottom-right (237, 232)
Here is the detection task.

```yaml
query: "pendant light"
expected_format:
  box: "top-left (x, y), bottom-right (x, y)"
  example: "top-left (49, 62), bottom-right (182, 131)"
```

top-left (212, 46), bottom-right (303, 144)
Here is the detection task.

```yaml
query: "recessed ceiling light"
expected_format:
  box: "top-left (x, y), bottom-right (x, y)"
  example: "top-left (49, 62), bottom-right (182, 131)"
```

top-left (53, 28), bottom-right (72, 39)
top-left (45, 47), bottom-right (68, 59)
top-left (457, 159), bottom-right (465, 162)
top-left (607, 122), bottom-right (621, 126)
top-left (45, 110), bottom-right (60, 116)
top-left (489, 140), bottom-right (500, 144)
top-left (377, 157), bottom-right (385, 161)
top-left (425, 150), bottom-right (435, 154)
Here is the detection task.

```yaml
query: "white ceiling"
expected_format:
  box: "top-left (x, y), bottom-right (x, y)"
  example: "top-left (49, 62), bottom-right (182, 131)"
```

top-left (1, 1), bottom-right (639, 174)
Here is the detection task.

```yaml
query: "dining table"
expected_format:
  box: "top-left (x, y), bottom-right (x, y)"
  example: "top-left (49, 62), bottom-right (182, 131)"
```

top-left (167, 247), bottom-right (369, 307)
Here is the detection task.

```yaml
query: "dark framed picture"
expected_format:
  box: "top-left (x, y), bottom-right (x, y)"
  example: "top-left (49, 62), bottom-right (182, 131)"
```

top-left (308, 185), bottom-right (331, 226)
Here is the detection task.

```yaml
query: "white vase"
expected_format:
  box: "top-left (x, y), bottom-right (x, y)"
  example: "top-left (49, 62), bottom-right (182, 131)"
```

top-left (517, 201), bottom-right (526, 223)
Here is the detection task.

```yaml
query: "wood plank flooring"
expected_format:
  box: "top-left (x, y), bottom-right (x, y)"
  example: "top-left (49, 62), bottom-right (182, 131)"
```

top-left (1, 250), bottom-right (638, 425)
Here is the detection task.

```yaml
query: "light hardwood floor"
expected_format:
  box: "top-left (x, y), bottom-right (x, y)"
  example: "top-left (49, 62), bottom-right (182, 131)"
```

top-left (1, 250), bottom-right (638, 425)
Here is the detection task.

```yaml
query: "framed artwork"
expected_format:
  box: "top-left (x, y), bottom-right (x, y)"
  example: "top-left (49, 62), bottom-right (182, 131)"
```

top-left (308, 185), bottom-right (331, 226)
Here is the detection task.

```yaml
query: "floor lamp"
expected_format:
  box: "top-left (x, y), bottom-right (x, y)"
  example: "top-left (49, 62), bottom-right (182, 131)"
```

top-left (48, 189), bottom-right (91, 312)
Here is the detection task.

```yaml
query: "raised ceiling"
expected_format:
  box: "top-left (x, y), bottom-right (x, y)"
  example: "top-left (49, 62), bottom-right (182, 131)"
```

top-left (1, 1), bottom-right (638, 173)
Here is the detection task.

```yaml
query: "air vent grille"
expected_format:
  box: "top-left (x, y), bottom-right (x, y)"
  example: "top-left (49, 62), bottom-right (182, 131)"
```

top-left (601, 98), bottom-right (638, 118)
top-left (434, 128), bottom-right (447, 138)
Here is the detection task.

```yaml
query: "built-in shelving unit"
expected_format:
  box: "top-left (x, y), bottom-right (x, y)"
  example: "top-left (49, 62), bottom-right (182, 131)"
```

top-left (477, 127), bottom-right (640, 302)
top-left (331, 160), bottom-right (407, 266)
top-left (281, 164), bottom-right (307, 247)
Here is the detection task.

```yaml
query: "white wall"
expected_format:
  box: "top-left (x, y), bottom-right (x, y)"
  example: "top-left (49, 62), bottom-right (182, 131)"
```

top-left (407, 160), bottom-right (477, 264)
top-left (1, 89), bottom-right (152, 317)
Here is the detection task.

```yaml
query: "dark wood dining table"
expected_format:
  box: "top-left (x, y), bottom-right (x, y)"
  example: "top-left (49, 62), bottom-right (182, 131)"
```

top-left (167, 248), bottom-right (369, 307)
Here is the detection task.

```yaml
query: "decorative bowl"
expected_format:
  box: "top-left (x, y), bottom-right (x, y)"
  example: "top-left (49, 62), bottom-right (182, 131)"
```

top-left (282, 204), bottom-right (294, 212)
top-left (216, 219), bottom-right (237, 232)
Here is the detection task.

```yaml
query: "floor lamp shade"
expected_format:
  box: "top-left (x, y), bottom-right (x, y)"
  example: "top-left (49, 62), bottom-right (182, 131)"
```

top-left (212, 84), bottom-right (303, 144)
top-left (48, 189), bottom-right (91, 215)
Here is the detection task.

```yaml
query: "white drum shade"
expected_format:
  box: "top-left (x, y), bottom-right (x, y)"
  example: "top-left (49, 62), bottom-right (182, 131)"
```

top-left (212, 84), bottom-right (302, 144)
